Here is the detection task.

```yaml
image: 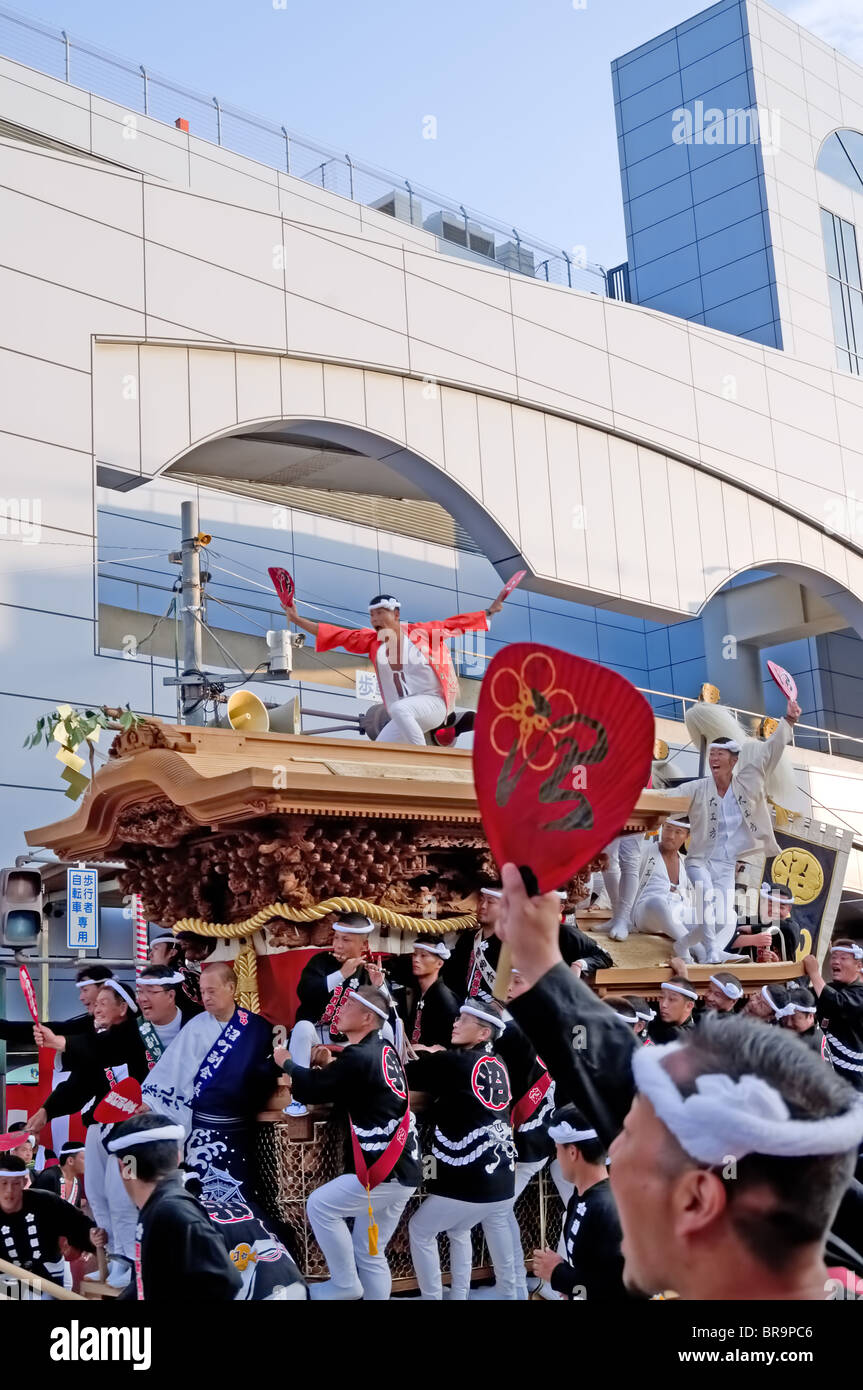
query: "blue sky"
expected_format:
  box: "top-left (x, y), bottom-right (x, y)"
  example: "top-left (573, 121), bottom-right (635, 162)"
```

top-left (8, 0), bottom-right (863, 267)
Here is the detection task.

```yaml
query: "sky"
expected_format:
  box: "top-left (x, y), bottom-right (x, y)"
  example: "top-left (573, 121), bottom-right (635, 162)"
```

top-left (8, 0), bottom-right (863, 268)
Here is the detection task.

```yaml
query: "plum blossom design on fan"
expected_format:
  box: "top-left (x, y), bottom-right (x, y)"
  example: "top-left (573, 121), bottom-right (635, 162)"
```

top-left (489, 650), bottom-right (610, 832)
top-left (489, 650), bottom-right (577, 772)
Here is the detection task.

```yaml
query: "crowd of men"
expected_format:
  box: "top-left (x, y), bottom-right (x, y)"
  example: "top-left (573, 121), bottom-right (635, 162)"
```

top-left (1, 859), bottom-right (862, 1303)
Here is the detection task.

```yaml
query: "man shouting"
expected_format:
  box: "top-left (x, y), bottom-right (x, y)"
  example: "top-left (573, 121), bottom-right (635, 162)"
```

top-left (282, 590), bottom-right (504, 746)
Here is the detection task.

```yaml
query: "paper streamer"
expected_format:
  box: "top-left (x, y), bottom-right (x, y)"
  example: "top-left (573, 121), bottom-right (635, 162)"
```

top-left (133, 893), bottom-right (149, 976)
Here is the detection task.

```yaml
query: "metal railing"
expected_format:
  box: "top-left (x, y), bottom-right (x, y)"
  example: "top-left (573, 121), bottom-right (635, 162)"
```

top-left (0, 4), bottom-right (617, 298)
top-left (642, 686), bottom-right (863, 761)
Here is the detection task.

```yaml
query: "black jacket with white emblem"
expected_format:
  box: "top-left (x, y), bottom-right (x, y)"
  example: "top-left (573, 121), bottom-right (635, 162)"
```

top-left (407, 1044), bottom-right (516, 1201)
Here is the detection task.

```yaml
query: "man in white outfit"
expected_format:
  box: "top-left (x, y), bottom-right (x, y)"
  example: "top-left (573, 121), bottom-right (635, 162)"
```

top-left (615, 819), bottom-right (692, 946)
top-left (659, 697), bottom-right (800, 963)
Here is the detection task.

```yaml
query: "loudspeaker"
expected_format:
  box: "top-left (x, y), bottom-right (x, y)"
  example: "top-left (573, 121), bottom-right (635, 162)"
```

top-left (225, 690), bottom-right (301, 735)
top-left (226, 690), bottom-right (269, 732)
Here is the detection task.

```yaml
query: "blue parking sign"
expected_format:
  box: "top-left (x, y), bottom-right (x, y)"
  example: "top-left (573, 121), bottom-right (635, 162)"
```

top-left (67, 867), bottom-right (98, 949)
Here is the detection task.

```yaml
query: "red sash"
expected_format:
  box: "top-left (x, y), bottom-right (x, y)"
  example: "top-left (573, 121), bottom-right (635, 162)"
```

top-left (411, 999), bottom-right (424, 1044)
top-left (510, 1070), bottom-right (552, 1130)
top-left (349, 1103), bottom-right (411, 1191)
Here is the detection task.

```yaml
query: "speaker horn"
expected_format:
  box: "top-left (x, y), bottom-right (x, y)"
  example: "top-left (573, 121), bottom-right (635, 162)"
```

top-left (224, 690), bottom-right (302, 735)
top-left (226, 690), bottom-right (270, 732)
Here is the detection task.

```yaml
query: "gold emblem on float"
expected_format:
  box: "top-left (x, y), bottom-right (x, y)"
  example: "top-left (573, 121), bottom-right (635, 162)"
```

top-left (771, 848), bottom-right (824, 905)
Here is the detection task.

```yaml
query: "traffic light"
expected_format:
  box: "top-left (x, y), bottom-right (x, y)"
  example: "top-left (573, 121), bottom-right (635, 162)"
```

top-left (0, 867), bottom-right (43, 949)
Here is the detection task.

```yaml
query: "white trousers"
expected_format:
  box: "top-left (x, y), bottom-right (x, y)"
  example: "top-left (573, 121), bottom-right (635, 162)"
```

top-left (409, 1194), bottom-right (519, 1301)
top-left (490, 1157), bottom-right (546, 1300)
top-left (84, 1123), bottom-right (138, 1263)
top-left (306, 1174), bottom-right (414, 1300)
top-left (603, 834), bottom-right (642, 933)
top-left (377, 693), bottom-right (447, 746)
top-left (684, 857), bottom-right (738, 962)
top-left (633, 892), bottom-right (690, 944)
top-left (290, 1019), bottom-right (394, 1071)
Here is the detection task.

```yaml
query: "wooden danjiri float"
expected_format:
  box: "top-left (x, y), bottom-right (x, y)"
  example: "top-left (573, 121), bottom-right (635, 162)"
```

top-left (25, 718), bottom-right (801, 1290)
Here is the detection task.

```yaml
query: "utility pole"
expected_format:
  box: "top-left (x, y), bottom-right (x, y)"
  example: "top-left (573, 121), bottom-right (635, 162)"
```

top-left (179, 498), bottom-right (206, 725)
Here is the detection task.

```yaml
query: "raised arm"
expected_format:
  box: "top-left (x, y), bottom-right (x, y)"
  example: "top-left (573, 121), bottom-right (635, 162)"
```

top-left (280, 601), bottom-right (319, 640)
top-left (498, 864), bottom-right (636, 1148)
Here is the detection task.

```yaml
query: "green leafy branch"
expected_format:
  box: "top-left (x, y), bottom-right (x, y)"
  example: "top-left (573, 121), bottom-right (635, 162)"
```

top-left (24, 704), bottom-right (149, 800)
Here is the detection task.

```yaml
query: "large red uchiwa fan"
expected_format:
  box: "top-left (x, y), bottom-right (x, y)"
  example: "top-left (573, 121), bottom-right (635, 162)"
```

top-left (473, 644), bottom-right (654, 896)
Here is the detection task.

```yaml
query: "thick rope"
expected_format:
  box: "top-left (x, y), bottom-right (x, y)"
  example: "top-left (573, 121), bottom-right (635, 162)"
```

top-left (171, 897), bottom-right (478, 939)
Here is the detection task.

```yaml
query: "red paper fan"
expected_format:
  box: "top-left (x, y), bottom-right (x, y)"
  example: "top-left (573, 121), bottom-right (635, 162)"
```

top-left (268, 566), bottom-right (295, 608)
top-left (500, 570), bottom-right (526, 600)
top-left (473, 644), bottom-right (654, 894)
top-left (19, 964), bottom-right (38, 1024)
top-left (93, 1077), bottom-right (143, 1125)
top-left (766, 660), bottom-right (797, 702)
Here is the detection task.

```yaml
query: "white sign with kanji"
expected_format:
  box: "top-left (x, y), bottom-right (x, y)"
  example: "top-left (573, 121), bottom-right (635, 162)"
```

top-left (67, 866), bottom-right (98, 949)
top-left (355, 669), bottom-right (378, 704)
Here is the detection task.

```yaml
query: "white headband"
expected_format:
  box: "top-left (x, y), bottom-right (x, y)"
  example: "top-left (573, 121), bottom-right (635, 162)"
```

top-left (548, 1120), bottom-right (598, 1145)
top-left (138, 972), bottom-right (185, 986)
top-left (78, 973), bottom-right (111, 985)
top-left (346, 989), bottom-right (389, 1021)
top-left (370, 597), bottom-right (400, 611)
top-left (633, 1043), bottom-right (863, 1164)
top-left (480, 888), bottom-right (501, 899)
top-left (831, 944), bottom-right (863, 959)
top-left (101, 979), bottom-right (138, 1013)
top-left (666, 818), bottom-right (689, 830)
top-left (460, 1003), bottom-right (504, 1033)
top-left (709, 975), bottom-right (743, 1001)
top-left (661, 981), bottom-right (698, 1001)
top-left (709, 740), bottom-right (740, 754)
top-left (761, 986), bottom-right (795, 1019)
top-left (149, 935), bottom-right (176, 945)
top-left (633, 1005), bottom-right (656, 1022)
top-left (106, 1124), bottom-right (186, 1152)
top-left (0, 1167), bottom-right (28, 1179)
top-left (610, 1004), bottom-right (638, 1022)
top-left (791, 1004), bottom-right (817, 1015)
top-left (412, 941), bottom-right (451, 960)
top-left (333, 919), bottom-right (374, 935)
top-left (760, 883), bottom-right (791, 901)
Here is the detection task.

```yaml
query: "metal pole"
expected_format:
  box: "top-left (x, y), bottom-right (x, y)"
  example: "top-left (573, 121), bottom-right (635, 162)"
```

top-left (281, 126), bottom-right (291, 174)
top-left (345, 154), bottom-right (354, 200)
top-left (405, 180), bottom-right (414, 225)
top-left (61, 30), bottom-right (70, 82)
top-left (180, 499), bottom-right (205, 724)
top-left (141, 65), bottom-right (148, 115)
top-left (213, 98), bottom-right (222, 145)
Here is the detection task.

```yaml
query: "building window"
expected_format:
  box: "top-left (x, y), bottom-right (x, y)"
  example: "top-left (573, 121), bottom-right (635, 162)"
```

top-left (821, 208), bottom-right (863, 375)
top-left (817, 130), bottom-right (863, 197)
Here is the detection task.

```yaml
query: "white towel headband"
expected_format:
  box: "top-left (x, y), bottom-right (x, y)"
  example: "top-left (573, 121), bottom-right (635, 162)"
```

top-left (138, 971), bottom-right (185, 986)
top-left (832, 944), bottom-right (863, 959)
top-left (333, 918), bottom-right (374, 935)
top-left (101, 979), bottom-right (138, 1013)
top-left (761, 985), bottom-right (795, 1019)
top-left (548, 1120), bottom-right (598, 1145)
top-left (709, 740), bottom-right (740, 754)
top-left (661, 981), bottom-right (698, 1001)
top-left (369, 597), bottom-right (400, 611)
top-left (106, 1124), bottom-right (185, 1152)
top-left (0, 1167), bottom-right (28, 1179)
top-left (710, 975), bottom-right (743, 1001)
top-left (460, 1003), bottom-right (504, 1032)
top-left (346, 989), bottom-right (389, 1021)
top-left (633, 1043), bottom-right (863, 1164)
top-left (412, 940), bottom-right (451, 960)
top-left (149, 934), bottom-right (176, 945)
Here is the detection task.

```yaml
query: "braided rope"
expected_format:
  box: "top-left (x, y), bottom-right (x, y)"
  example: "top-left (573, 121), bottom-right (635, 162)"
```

top-left (171, 897), bottom-right (478, 939)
